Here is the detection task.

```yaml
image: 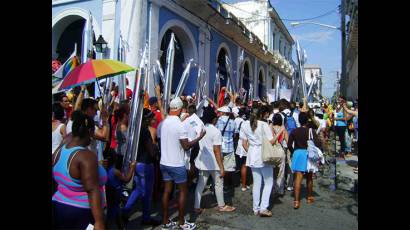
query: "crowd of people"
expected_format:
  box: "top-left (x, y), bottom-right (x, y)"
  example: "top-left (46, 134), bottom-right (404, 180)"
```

top-left (52, 82), bottom-right (358, 230)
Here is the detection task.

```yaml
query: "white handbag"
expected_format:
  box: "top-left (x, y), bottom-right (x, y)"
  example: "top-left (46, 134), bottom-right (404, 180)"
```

top-left (261, 122), bottom-right (284, 166)
top-left (307, 128), bottom-right (322, 162)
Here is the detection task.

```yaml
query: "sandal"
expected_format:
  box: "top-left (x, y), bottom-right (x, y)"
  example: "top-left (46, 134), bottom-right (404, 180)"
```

top-left (293, 201), bottom-right (300, 209)
top-left (307, 196), bottom-right (315, 204)
top-left (353, 167), bottom-right (358, 174)
top-left (259, 210), bottom-right (272, 217)
top-left (218, 205), bottom-right (236, 212)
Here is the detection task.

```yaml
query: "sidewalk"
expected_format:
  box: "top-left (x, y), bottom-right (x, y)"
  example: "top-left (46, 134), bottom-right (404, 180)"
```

top-left (336, 155), bottom-right (358, 192)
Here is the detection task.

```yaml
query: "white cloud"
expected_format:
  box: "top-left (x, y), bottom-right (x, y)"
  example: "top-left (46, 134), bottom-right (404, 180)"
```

top-left (292, 31), bottom-right (334, 43)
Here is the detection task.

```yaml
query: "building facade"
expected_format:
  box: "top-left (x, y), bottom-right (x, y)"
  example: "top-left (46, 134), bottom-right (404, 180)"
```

top-left (304, 64), bottom-right (323, 102)
top-left (52, 0), bottom-right (295, 101)
top-left (340, 0), bottom-right (358, 100)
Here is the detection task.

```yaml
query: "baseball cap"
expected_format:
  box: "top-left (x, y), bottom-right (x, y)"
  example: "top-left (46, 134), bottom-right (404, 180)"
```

top-left (170, 97), bottom-right (183, 110)
top-left (217, 106), bottom-right (231, 113)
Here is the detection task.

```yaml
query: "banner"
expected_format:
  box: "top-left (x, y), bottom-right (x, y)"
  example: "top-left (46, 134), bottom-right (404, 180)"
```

top-left (267, 89), bottom-right (276, 103)
top-left (279, 88), bottom-right (292, 102)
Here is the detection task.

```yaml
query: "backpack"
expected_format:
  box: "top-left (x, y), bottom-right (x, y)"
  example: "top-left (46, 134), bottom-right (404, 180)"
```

top-left (283, 111), bottom-right (297, 135)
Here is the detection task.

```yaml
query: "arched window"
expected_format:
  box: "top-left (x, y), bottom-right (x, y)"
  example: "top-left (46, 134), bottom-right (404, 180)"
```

top-left (56, 18), bottom-right (86, 63)
top-left (160, 29), bottom-right (185, 95)
top-left (217, 48), bottom-right (228, 88)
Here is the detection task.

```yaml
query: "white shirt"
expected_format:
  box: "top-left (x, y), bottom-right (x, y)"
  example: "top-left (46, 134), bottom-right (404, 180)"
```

top-left (240, 120), bottom-right (273, 168)
top-left (66, 120), bottom-right (73, 134)
top-left (52, 123), bottom-right (64, 154)
top-left (195, 124), bottom-right (222, 170)
top-left (315, 116), bottom-right (327, 134)
top-left (234, 117), bottom-right (247, 157)
top-left (182, 113), bottom-right (204, 169)
top-left (160, 115), bottom-right (188, 167)
top-left (183, 113), bottom-right (204, 141)
top-left (293, 110), bottom-right (301, 128)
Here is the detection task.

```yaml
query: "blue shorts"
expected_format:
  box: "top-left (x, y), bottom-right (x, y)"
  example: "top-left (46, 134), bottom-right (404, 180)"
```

top-left (291, 149), bottom-right (308, 172)
top-left (160, 164), bottom-right (187, 184)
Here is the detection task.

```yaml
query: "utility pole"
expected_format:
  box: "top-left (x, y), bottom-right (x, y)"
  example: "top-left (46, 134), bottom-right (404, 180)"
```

top-left (336, 71), bottom-right (340, 100)
top-left (340, 0), bottom-right (346, 97)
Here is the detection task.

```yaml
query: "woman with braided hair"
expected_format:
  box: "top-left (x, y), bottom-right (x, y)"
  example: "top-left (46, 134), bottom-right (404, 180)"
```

top-left (52, 110), bottom-right (107, 230)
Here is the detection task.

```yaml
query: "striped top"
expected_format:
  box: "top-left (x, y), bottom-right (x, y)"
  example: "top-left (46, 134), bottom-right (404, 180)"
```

top-left (52, 144), bottom-right (107, 209)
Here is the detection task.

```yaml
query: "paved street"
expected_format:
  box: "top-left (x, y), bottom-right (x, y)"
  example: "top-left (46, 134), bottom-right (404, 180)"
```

top-left (123, 172), bottom-right (357, 230)
top-left (120, 132), bottom-right (358, 230)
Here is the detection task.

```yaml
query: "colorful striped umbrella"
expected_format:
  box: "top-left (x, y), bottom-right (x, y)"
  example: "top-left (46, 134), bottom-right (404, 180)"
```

top-left (59, 59), bottom-right (136, 90)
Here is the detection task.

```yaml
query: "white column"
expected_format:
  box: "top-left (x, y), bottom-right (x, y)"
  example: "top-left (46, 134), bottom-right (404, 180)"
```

top-left (198, 26), bottom-right (210, 97)
top-left (236, 46), bottom-right (241, 89)
top-left (147, 0), bottom-right (161, 96)
top-left (254, 56), bottom-right (258, 98)
top-left (102, 0), bottom-right (117, 60)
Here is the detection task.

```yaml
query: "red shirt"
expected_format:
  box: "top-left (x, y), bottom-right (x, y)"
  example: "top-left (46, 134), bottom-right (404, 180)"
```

top-left (151, 108), bottom-right (162, 129)
top-left (110, 116), bottom-right (118, 149)
top-left (126, 88), bottom-right (133, 100)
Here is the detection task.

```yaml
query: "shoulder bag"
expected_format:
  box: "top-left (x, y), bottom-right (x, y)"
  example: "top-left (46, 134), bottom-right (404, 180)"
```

top-left (307, 128), bottom-right (322, 162)
top-left (261, 122), bottom-right (284, 166)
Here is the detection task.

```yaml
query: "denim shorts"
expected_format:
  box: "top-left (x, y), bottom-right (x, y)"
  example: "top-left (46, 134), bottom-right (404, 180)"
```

top-left (160, 164), bottom-right (187, 184)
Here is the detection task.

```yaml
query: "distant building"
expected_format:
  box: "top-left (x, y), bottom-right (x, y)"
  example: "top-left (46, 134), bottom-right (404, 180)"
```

top-left (304, 64), bottom-right (323, 102)
top-left (223, 0), bottom-right (295, 99)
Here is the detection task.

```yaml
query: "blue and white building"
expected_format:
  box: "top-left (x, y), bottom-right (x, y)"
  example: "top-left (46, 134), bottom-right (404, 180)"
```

top-left (52, 0), bottom-right (295, 100)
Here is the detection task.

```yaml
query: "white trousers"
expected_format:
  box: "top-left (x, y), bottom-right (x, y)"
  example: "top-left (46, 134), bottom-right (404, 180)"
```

top-left (251, 166), bottom-right (274, 212)
top-left (194, 170), bottom-right (225, 209)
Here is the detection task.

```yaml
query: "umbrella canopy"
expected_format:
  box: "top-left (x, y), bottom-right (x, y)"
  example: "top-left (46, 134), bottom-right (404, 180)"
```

top-left (59, 59), bottom-right (135, 90)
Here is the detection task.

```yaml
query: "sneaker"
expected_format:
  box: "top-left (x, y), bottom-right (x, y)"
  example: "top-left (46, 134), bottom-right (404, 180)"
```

top-left (287, 187), bottom-right (294, 191)
top-left (162, 220), bottom-right (177, 230)
top-left (178, 220), bottom-right (196, 230)
top-left (241, 187), bottom-right (247, 192)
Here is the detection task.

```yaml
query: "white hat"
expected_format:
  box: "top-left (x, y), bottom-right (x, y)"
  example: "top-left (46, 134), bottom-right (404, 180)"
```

top-left (232, 107), bottom-right (239, 117)
top-left (217, 106), bottom-right (231, 113)
top-left (170, 97), bottom-right (183, 110)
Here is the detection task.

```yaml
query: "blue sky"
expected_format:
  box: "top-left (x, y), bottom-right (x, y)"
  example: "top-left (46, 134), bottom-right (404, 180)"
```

top-left (224, 0), bottom-right (341, 98)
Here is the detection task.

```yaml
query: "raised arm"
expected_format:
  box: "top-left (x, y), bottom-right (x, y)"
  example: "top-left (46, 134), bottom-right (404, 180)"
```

top-left (301, 97), bottom-right (309, 113)
top-left (155, 85), bottom-right (165, 119)
top-left (94, 107), bottom-right (109, 142)
top-left (207, 98), bottom-right (219, 110)
top-left (342, 103), bottom-right (358, 116)
top-left (74, 85), bottom-right (87, 111)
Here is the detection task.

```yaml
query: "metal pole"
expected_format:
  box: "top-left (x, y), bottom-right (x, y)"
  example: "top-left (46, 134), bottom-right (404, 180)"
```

top-left (163, 33), bottom-right (176, 114)
top-left (296, 41), bottom-right (307, 99)
top-left (341, 0), bottom-right (346, 97)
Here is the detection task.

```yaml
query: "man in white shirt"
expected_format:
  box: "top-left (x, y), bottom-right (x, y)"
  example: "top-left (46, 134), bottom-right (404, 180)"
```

top-left (160, 97), bottom-right (205, 230)
top-left (194, 105), bottom-right (236, 213)
top-left (182, 104), bottom-right (205, 185)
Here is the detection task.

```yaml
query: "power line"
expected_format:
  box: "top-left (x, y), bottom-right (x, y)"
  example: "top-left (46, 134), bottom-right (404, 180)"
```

top-left (219, 0), bottom-right (338, 22)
